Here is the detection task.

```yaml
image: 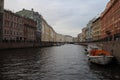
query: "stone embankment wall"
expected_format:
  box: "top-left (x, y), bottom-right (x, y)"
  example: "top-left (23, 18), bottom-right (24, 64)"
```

top-left (0, 42), bottom-right (40, 49)
top-left (99, 41), bottom-right (120, 63)
top-left (0, 42), bottom-right (62, 50)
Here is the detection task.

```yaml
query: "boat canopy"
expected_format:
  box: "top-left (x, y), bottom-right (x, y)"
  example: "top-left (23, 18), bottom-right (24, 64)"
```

top-left (90, 50), bottom-right (111, 56)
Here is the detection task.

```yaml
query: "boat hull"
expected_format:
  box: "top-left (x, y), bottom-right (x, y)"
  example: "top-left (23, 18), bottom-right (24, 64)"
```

top-left (87, 55), bottom-right (114, 65)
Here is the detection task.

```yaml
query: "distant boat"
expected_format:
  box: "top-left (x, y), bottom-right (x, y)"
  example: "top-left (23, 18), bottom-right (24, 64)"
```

top-left (86, 45), bottom-right (114, 65)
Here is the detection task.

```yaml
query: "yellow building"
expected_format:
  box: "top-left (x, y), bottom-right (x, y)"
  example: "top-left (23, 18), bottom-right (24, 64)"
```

top-left (41, 17), bottom-right (50, 42)
top-left (92, 17), bottom-right (101, 41)
top-left (78, 33), bottom-right (83, 42)
top-left (82, 27), bottom-right (87, 41)
top-left (64, 35), bottom-right (73, 43)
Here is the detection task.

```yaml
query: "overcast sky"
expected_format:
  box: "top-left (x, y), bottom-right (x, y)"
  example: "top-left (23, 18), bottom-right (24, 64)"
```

top-left (5, 0), bottom-right (109, 37)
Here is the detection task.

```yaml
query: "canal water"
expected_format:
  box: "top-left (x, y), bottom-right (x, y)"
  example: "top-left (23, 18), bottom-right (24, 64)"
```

top-left (0, 44), bottom-right (120, 80)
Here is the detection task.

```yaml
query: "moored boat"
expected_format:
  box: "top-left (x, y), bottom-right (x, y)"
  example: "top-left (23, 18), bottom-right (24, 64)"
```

top-left (87, 49), bottom-right (114, 65)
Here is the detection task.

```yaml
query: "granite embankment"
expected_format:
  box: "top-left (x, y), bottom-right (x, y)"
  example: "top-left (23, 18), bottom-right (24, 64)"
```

top-left (100, 41), bottom-right (120, 63)
top-left (0, 42), bottom-right (60, 49)
top-left (0, 42), bottom-right (40, 49)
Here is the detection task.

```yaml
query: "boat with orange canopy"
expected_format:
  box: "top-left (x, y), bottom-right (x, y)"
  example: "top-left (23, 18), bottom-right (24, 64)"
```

top-left (87, 45), bottom-right (114, 65)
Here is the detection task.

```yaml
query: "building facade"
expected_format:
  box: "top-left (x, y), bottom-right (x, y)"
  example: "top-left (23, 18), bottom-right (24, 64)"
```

top-left (82, 27), bottom-right (87, 41)
top-left (0, 0), bottom-right (4, 42)
top-left (41, 17), bottom-right (50, 42)
top-left (64, 35), bottom-right (73, 43)
top-left (3, 10), bottom-right (36, 42)
top-left (86, 18), bottom-right (96, 41)
top-left (73, 37), bottom-right (78, 43)
top-left (85, 26), bottom-right (89, 41)
top-left (3, 10), bottom-right (24, 42)
top-left (101, 0), bottom-right (120, 40)
top-left (92, 17), bottom-right (101, 41)
top-left (49, 26), bottom-right (55, 42)
top-left (16, 9), bottom-right (42, 42)
top-left (23, 17), bottom-right (37, 42)
top-left (0, 0), bottom-right (4, 12)
top-left (78, 33), bottom-right (83, 42)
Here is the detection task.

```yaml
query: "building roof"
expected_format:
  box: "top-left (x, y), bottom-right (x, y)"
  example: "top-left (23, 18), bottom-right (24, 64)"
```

top-left (16, 8), bottom-right (42, 20)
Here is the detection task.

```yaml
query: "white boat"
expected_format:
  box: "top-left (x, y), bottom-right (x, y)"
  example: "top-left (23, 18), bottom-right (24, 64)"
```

top-left (86, 44), bottom-right (114, 65)
top-left (87, 54), bottom-right (114, 65)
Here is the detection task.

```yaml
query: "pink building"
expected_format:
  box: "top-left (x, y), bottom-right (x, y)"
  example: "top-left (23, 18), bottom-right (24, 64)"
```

top-left (3, 10), bottom-right (24, 42)
top-left (101, 0), bottom-right (120, 40)
top-left (3, 10), bottom-right (36, 42)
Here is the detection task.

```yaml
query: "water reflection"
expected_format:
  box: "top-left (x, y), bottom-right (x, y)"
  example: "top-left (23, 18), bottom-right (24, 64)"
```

top-left (89, 63), bottom-right (120, 80)
top-left (0, 44), bottom-right (120, 80)
top-left (0, 48), bottom-right (40, 80)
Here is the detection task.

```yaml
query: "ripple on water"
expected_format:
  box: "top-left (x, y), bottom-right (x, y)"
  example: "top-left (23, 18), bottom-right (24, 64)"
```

top-left (0, 44), bottom-right (120, 80)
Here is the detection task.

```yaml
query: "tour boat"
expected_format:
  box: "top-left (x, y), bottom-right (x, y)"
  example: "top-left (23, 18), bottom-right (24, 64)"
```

top-left (87, 49), bottom-right (114, 65)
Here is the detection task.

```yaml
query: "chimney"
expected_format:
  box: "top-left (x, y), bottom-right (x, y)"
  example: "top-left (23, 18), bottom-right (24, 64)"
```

top-left (23, 8), bottom-right (25, 11)
top-left (31, 8), bottom-right (34, 11)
